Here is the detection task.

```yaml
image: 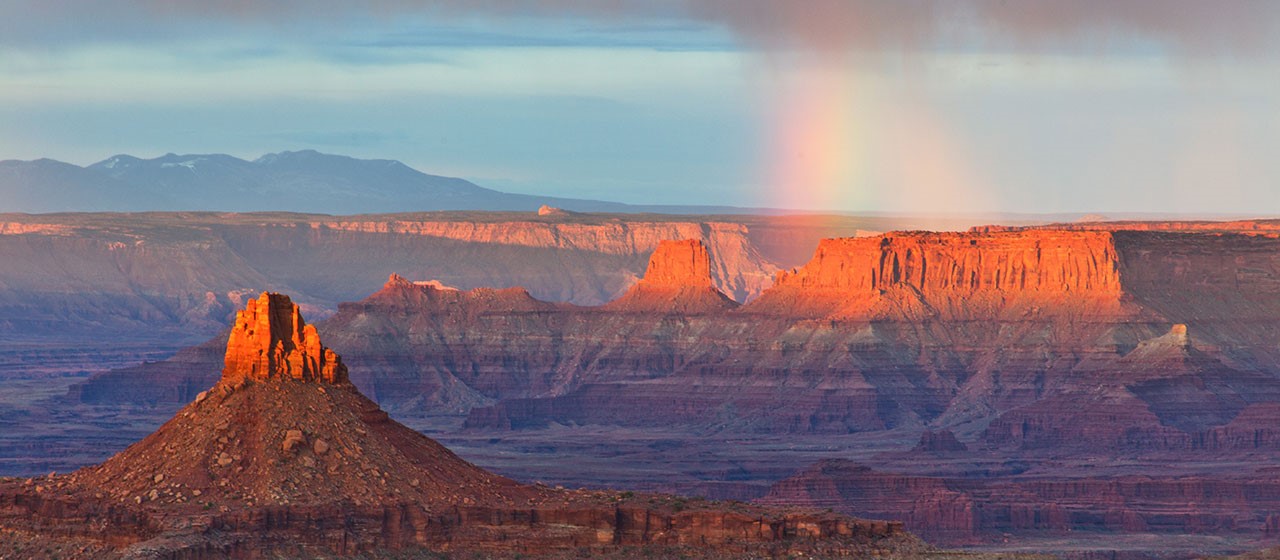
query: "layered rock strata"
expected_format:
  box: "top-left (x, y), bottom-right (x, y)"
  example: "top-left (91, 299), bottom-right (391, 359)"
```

top-left (2, 293), bottom-right (912, 558)
top-left (74, 230), bottom-right (1280, 446)
top-left (763, 459), bottom-right (1280, 546)
top-left (61, 226), bottom-right (1280, 548)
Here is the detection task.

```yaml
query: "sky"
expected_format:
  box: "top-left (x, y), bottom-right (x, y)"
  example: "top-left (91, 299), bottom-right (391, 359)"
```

top-left (1, 1), bottom-right (1278, 214)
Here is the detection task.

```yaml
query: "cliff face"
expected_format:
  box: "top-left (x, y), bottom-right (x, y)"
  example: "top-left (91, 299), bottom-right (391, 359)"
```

top-left (752, 231), bottom-right (1125, 319)
top-left (0, 212), bottom-right (790, 344)
top-left (1, 292), bottom-right (912, 559)
top-left (772, 232), bottom-right (1122, 295)
top-left (605, 239), bottom-right (738, 314)
top-left (307, 218), bottom-right (777, 303)
top-left (639, 238), bottom-right (716, 288)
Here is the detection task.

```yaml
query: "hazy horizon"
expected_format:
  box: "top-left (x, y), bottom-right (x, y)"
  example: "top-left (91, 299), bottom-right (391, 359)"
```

top-left (2, 1), bottom-right (1277, 215)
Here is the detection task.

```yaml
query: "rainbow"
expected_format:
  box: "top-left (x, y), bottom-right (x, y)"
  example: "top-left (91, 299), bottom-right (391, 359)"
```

top-left (761, 61), bottom-right (991, 214)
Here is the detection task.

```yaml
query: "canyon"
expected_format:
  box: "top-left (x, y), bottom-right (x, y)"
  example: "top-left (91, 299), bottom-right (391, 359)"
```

top-left (0, 210), bottom-right (906, 346)
top-left (10, 218), bottom-right (1280, 557)
top-left (0, 293), bottom-right (914, 559)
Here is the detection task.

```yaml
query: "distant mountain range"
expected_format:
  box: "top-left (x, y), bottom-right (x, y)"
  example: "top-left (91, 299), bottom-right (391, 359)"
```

top-left (0, 150), bottom-right (756, 214)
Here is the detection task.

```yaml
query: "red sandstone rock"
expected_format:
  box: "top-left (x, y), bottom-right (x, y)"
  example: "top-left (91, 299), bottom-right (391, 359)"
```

top-left (605, 239), bottom-right (738, 314)
top-left (222, 292), bottom-right (347, 384)
top-left (76, 231), bottom-right (1280, 444)
top-left (536, 204), bottom-right (570, 217)
top-left (641, 239), bottom-right (716, 289)
top-left (750, 231), bottom-right (1125, 319)
top-left (0, 212), bottom-right (799, 347)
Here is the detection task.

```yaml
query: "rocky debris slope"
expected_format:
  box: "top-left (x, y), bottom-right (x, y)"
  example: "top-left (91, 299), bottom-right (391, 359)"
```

top-left (1, 292), bottom-right (915, 559)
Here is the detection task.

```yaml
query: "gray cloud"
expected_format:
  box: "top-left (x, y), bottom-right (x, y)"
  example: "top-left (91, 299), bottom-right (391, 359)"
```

top-left (3, 1), bottom-right (1277, 56)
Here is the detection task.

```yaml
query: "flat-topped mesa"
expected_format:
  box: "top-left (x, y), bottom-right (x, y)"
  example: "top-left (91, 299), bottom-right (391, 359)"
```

top-left (770, 231), bottom-right (1125, 296)
top-left (222, 292), bottom-right (348, 383)
top-left (365, 273), bottom-right (551, 316)
top-left (640, 238), bottom-right (716, 289)
top-left (384, 272), bottom-right (458, 292)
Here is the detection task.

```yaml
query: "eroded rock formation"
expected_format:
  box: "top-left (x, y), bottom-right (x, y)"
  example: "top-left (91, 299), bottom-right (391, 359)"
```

top-left (641, 239), bottom-right (715, 289)
top-left (605, 239), bottom-right (738, 313)
top-left (222, 292), bottom-right (348, 383)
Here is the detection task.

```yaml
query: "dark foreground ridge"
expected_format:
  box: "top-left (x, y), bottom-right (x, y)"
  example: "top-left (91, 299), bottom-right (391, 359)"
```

top-left (0, 292), bottom-right (915, 559)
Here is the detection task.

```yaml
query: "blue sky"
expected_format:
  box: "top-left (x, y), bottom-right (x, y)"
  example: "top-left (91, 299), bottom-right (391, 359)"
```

top-left (1, 1), bottom-right (1277, 214)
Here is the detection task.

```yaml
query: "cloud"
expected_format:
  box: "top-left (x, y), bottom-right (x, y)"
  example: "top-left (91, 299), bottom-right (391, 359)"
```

top-left (703, 1), bottom-right (1279, 59)
top-left (3, 1), bottom-right (1277, 57)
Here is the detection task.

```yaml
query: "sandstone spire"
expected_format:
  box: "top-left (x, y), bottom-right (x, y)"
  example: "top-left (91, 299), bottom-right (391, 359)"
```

top-left (221, 292), bottom-right (347, 383)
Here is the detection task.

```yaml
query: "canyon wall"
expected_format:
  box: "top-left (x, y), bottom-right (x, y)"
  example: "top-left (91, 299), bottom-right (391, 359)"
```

top-left (767, 231), bottom-right (1122, 296)
top-left (750, 230), bottom-right (1127, 321)
top-left (54, 224), bottom-right (1280, 550)
top-left (74, 229), bottom-right (1280, 444)
top-left (0, 212), bottom-right (802, 342)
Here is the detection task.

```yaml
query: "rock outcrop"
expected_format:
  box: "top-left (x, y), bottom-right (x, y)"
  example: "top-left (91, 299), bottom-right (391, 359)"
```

top-left (640, 239), bottom-right (716, 289)
top-left (912, 430), bottom-right (968, 454)
top-left (605, 239), bottom-right (738, 313)
top-left (535, 204), bottom-right (569, 217)
top-left (222, 292), bottom-right (347, 384)
top-left (74, 230), bottom-right (1280, 442)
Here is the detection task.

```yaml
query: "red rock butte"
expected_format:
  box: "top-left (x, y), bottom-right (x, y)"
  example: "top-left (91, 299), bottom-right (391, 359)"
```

top-left (641, 238), bottom-right (716, 289)
top-left (606, 238), bottom-right (738, 314)
top-left (222, 292), bottom-right (347, 384)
